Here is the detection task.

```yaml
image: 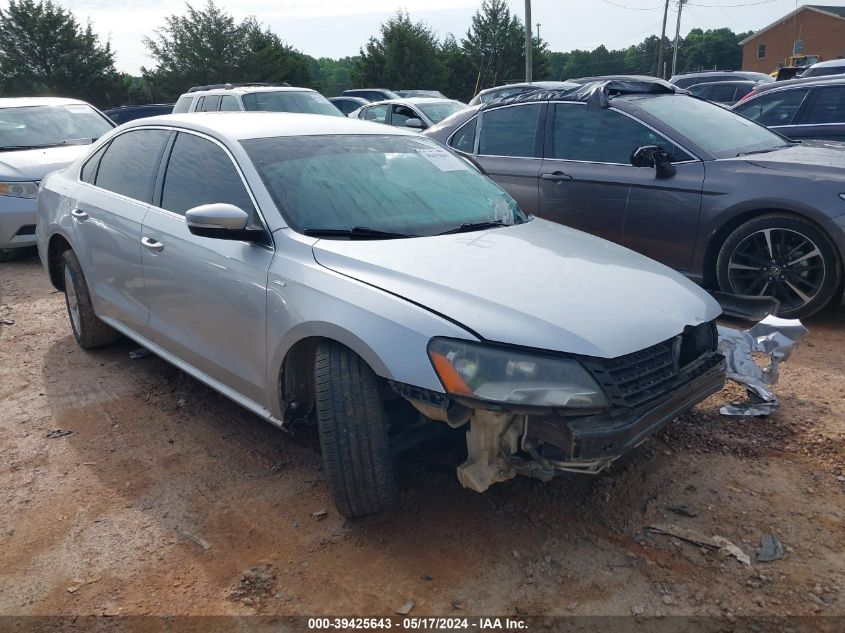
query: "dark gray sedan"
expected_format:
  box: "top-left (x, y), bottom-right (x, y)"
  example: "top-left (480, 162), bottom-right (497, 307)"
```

top-left (424, 82), bottom-right (845, 318)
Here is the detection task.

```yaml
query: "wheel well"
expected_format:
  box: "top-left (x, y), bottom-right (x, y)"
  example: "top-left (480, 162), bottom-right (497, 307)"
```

top-left (701, 209), bottom-right (834, 288)
top-left (47, 234), bottom-right (72, 291)
top-left (279, 337), bottom-right (323, 419)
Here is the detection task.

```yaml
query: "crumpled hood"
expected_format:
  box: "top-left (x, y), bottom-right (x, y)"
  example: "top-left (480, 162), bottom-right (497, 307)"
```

top-left (726, 141), bottom-right (845, 181)
top-left (0, 145), bottom-right (91, 180)
top-left (312, 219), bottom-right (722, 358)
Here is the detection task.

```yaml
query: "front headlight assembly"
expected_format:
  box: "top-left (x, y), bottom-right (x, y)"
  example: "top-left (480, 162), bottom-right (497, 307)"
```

top-left (427, 338), bottom-right (609, 409)
top-left (0, 181), bottom-right (39, 199)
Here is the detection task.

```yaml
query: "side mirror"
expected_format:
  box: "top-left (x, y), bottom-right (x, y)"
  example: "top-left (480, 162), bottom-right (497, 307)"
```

top-left (185, 203), bottom-right (264, 241)
top-left (630, 145), bottom-right (677, 179)
top-left (404, 117), bottom-right (424, 129)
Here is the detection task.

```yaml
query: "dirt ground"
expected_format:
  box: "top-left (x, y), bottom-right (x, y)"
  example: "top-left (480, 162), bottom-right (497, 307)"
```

top-left (1, 252), bottom-right (844, 619)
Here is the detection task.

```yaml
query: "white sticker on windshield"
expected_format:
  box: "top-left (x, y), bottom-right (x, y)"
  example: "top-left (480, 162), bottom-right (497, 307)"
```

top-left (65, 105), bottom-right (90, 114)
top-left (415, 147), bottom-right (468, 172)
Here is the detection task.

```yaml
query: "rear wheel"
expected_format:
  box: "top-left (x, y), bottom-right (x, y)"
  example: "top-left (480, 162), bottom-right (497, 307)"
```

top-left (716, 214), bottom-right (841, 319)
top-left (62, 250), bottom-right (120, 349)
top-left (314, 340), bottom-right (398, 518)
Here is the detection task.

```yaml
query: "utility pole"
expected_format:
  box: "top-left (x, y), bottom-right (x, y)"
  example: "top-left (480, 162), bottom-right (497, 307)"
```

top-left (671, 0), bottom-right (686, 78)
top-left (657, 0), bottom-right (670, 78)
top-left (525, 0), bottom-right (533, 82)
top-left (536, 22), bottom-right (541, 42)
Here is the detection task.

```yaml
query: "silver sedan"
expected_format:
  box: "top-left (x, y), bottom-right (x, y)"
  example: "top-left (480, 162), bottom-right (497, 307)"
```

top-left (36, 113), bottom-right (725, 517)
top-left (348, 97), bottom-right (467, 131)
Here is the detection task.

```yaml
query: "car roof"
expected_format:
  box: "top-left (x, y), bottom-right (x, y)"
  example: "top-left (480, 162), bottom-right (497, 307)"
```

top-left (671, 70), bottom-right (764, 79)
top-left (183, 86), bottom-right (315, 97)
top-left (481, 78), bottom-right (678, 110)
top-left (751, 75), bottom-right (845, 94)
top-left (358, 97), bottom-right (460, 107)
top-left (120, 111), bottom-right (419, 141)
top-left (329, 96), bottom-right (368, 102)
top-left (0, 97), bottom-right (90, 108)
top-left (806, 59), bottom-right (845, 69)
top-left (689, 80), bottom-right (757, 87)
top-left (478, 81), bottom-right (575, 95)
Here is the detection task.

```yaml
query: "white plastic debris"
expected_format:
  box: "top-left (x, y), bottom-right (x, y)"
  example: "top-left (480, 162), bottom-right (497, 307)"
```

top-left (717, 315), bottom-right (807, 416)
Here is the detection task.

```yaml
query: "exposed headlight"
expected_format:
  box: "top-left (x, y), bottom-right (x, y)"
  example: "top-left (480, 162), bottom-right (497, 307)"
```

top-left (427, 338), bottom-right (609, 409)
top-left (0, 181), bottom-right (39, 199)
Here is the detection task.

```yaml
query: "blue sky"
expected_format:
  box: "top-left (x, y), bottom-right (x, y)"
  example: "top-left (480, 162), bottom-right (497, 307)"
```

top-left (17, 0), bottom-right (845, 73)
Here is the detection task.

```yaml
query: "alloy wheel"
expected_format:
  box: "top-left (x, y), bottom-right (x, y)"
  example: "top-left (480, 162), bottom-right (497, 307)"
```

top-left (727, 228), bottom-right (826, 314)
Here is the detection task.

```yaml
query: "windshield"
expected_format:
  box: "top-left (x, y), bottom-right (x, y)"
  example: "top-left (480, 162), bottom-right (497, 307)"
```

top-left (633, 94), bottom-right (789, 158)
top-left (241, 91), bottom-right (343, 117)
top-left (417, 101), bottom-right (466, 124)
top-left (242, 134), bottom-right (527, 237)
top-left (0, 104), bottom-right (113, 149)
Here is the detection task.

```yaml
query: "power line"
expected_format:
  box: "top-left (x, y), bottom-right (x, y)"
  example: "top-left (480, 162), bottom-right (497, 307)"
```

top-left (599, 0), bottom-right (664, 10)
top-left (690, 0), bottom-right (778, 6)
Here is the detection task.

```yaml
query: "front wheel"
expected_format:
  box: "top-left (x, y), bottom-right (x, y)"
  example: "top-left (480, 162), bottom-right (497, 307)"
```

top-left (314, 340), bottom-right (398, 518)
top-left (716, 214), bottom-right (842, 319)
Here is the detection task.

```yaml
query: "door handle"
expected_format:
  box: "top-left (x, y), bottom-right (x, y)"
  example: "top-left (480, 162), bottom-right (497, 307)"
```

top-left (70, 208), bottom-right (89, 221)
top-left (541, 171), bottom-right (573, 182)
top-left (141, 236), bottom-right (164, 252)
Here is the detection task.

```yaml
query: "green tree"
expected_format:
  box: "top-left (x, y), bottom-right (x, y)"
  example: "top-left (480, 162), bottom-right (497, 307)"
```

top-left (462, 0), bottom-right (543, 92)
top-left (0, 0), bottom-right (119, 106)
top-left (352, 11), bottom-right (446, 89)
top-left (143, 1), bottom-right (311, 99)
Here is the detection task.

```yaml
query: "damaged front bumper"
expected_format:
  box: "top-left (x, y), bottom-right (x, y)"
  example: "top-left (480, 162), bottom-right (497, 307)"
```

top-left (454, 352), bottom-right (725, 492)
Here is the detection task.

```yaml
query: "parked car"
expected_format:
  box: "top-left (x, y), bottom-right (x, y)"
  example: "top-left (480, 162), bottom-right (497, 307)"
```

top-left (732, 77), bottom-right (845, 142)
top-left (774, 66), bottom-right (805, 81)
top-left (103, 104), bottom-right (174, 125)
top-left (687, 80), bottom-right (758, 106)
top-left (173, 84), bottom-right (342, 117)
top-left (468, 81), bottom-right (578, 106)
top-left (0, 97), bottom-right (114, 262)
top-left (340, 88), bottom-right (400, 102)
top-left (328, 96), bottom-right (368, 116)
top-left (348, 98), bottom-right (466, 130)
top-left (397, 90), bottom-right (449, 99)
top-left (424, 80), bottom-right (845, 318)
top-left (37, 112), bottom-right (725, 516)
top-left (669, 70), bottom-right (773, 89)
top-left (568, 74), bottom-right (662, 85)
top-left (798, 59), bottom-right (845, 78)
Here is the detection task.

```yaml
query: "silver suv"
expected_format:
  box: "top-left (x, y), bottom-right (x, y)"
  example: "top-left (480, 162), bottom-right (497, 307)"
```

top-left (172, 83), bottom-right (342, 117)
top-left (37, 112), bottom-right (725, 517)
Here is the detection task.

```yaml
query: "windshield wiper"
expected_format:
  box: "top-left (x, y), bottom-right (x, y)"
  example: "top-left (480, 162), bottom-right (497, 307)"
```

top-left (436, 220), bottom-right (507, 235)
top-left (0, 139), bottom-right (95, 152)
top-left (302, 226), bottom-right (416, 239)
top-left (736, 144), bottom-right (792, 157)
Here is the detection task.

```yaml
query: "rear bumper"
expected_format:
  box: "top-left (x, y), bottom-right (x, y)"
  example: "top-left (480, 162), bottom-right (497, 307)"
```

top-left (0, 198), bottom-right (37, 249)
top-left (525, 353), bottom-right (725, 463)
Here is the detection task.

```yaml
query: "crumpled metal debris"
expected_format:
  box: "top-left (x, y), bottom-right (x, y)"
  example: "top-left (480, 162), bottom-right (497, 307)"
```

top-left (717, 315), bottom-right (807, 416)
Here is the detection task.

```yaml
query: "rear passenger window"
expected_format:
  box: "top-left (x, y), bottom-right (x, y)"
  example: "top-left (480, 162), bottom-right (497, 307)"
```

top-left (450, 117), bottom-right (478, 153)
top-left (80, 143), bottom-right (109, 184)
top-left (363, 105), bottom-right (388, 123)
top-left (804, 86), bottom-right (845, 124)
top-left (710, 85), bottom-right (738, 103)
top-left (94, 130), bottom-right (170, 202)
top-left (478, 104), bottom-right (543, 157)
top-left (172, 95), bottom-right (193, 113)
top-left (734, 88), bottom-right (809, 126)
top-left (200, 96), bottom-right (221, 112)
top-left (161, 133), bottom-right (255, 218)
top-left (219, 95), bottom-right (240, 111)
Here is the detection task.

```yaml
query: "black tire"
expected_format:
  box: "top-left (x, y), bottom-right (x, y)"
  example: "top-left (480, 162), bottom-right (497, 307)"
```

top-left (314, 340), bottom-right (398, 518)
top-left (716, 213), bottom-right (842, 319)
top-left (62, 250), bottom-right (120, 349)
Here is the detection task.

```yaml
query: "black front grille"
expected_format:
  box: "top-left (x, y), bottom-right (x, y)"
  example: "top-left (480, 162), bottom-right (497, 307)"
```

top-left (579, 321), bottom-right (719, 409)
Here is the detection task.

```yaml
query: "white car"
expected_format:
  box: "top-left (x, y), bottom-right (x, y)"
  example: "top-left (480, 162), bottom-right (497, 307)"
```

top-left (348, 97), bottom-right (467, 131)
top-left (0, 97), bottom-right (114, 261)
top-left (172, 83), bottom-right (343, 117)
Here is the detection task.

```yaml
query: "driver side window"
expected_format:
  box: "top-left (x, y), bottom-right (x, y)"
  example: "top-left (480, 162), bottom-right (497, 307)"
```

top-left (550, 103), bottom-right (692, 164)
top-left (391, 105), bottom-right (420, 128)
